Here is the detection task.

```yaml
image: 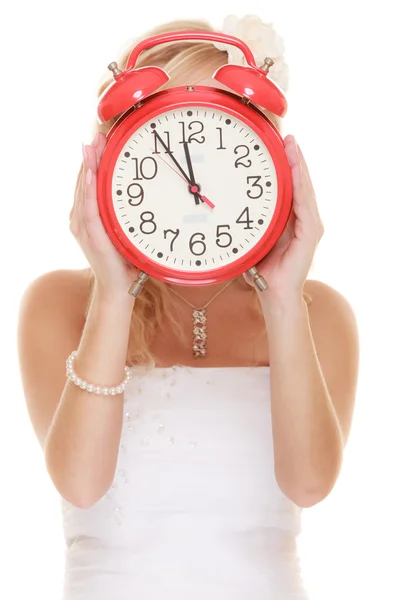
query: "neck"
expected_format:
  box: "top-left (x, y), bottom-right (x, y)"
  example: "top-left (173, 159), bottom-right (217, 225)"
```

top-left (166, 275), bottom-right (250, 307)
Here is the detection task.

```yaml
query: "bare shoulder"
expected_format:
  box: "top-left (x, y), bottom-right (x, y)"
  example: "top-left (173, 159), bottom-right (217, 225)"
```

top-left (303, 278), bottom-right (359, 349)
top-left (17, 267), bottom-right (92, 448)
top-left (303, 279), bottom-right (360, 443)
top-left (19, 267), bottom-right (91, 321)
top-left (304, 279), bottom-right (358, 324)
top-left (19, 266), bottom-right (92, 302)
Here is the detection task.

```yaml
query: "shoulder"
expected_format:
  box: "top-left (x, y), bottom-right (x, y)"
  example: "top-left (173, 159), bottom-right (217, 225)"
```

top-left (18, 267), bottom-right (92, 327)
top-left (304, 279), bottom-right (358, 326)
top-left (19, 267), bottom-right (92, 301)
top-left (303, 278), bottom-right (359, 349)
top-left (303, 279), bottom-right (360, 442)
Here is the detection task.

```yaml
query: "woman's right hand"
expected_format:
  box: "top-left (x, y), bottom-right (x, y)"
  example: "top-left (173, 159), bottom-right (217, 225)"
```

top-left (70, 132), bottom-right (139, 299)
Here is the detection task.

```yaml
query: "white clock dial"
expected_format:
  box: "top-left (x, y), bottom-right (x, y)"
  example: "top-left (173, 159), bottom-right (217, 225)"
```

top-left (112, 106), bottom-right (278, 272)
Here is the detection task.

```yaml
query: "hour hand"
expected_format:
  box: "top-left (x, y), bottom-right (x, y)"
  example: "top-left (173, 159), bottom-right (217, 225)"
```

top-left (183, 142), bottom-right (202, 206)
top-left (151, 133), bottom-right (215, 209)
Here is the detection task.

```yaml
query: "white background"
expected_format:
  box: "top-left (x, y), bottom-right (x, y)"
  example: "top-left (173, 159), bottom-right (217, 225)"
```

top-left (2, 1), bottom-right (399, 598)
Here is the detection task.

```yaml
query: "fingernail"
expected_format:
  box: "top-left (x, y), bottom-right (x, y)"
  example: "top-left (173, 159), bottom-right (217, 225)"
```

top-left (82, 143), bottom-right (89, 162)
top-left (86, 168), bottom-right (92, 185)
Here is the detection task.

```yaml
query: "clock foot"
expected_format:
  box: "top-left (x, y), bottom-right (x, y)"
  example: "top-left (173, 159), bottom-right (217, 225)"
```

top-left (246, 267), bottom-right (269, 292)
top-left (128, 271), bottom-right (149, 297)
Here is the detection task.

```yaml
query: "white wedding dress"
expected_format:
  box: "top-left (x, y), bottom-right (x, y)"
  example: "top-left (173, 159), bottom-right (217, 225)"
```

top-left (60, 365), bottom-right (309, 599)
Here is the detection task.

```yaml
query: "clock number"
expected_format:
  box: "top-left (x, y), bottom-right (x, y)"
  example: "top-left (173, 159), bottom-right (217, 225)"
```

top-left (216, 127), bottom-right (226, 150)
top-left (132, 157), bottom-right (158, 180)
top-left (189, 232), bottom-right (206, 256)
top-left (216, 224), bottom-right (232, 248)
top-left (236, 207), bottom-right (254, 230)
top-left (234, 145), bottom-right (252, 168)
top-left (246, 176), bottom-right (263, 199)
top-left (127, 183), bottom-right (144, 206)
top-left (140, 211), bottom-right (157, 234)
top-left (179, 121), bottom-right (205, 144)
top-left (152, 131), bottom-right (173, 155)
top-left (163, 228), bottom-right (180, 252)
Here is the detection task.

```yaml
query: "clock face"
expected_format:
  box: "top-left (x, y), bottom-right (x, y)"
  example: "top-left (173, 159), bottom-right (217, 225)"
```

top-left (110, 104), bottom-right (278, 275)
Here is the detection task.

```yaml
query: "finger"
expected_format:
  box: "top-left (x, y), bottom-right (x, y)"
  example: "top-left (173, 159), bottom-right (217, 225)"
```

top-left (295, 141), bottom-right (321, 222)
top-left (284, 135), bottom-right (320, 227)
top-left (82, 140), bottom-right (97, 174)
top-left (269, 205), bottom-right (293, 254)
top-left (70, 160), bottom-right (85, 232)
top-left (283, 135), bottom-right (304, 196)
top-left (91, 131), bottom-right (108, 170)
top-left (70, 145), bottom-right (86, 222)
top-left (295, 143), bottom-right (312, 187)
top-left (287, 135), bottom-right (315, 198)
top-left (77, 144), bottom-right (94, 241)
top-left (83, 145), bottom-right (101, 225)
top-left (75, 142), bottom-right (91, 216)
top-left (242, 272), bottom-right (255, 288)
top-left (279, 206), bottom-right (296, 245)
top-left (75, 132), bottom-right (102, 223)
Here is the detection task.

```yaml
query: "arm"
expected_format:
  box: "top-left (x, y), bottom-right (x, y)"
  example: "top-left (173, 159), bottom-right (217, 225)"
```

top-left (17, 269), bottom-right (136, 509)
top-left (261, 280), bottom-right (360, 508)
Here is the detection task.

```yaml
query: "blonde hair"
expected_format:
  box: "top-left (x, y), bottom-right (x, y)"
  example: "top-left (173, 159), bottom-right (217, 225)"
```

top-left (84, 18), bottom-right (312, 366)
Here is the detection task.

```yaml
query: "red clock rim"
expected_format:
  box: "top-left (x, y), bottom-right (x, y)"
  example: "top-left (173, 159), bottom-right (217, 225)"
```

top-left (97, 86), bottom-right (292, 286)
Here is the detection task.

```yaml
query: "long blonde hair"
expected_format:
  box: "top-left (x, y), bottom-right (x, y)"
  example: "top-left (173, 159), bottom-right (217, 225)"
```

top-left (84, 18), bottom-right (312, 365)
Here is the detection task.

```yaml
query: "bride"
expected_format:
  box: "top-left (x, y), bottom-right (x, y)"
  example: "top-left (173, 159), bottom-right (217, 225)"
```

top-left (17, 14), bottom-right (359, 600)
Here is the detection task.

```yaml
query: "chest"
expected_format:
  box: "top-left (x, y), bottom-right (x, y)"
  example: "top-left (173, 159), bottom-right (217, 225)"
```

top-left (104, 367), bottom-right (280, 520)
top-left (150, 298), bottom-right (269, 368)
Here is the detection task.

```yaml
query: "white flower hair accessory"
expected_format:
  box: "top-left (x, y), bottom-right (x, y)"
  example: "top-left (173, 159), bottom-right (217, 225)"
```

top-left (213, 14), bottom-right (289, 93)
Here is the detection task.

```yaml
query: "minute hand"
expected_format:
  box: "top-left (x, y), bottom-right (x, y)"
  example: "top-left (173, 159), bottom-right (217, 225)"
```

top-left (152, 131), bottom-right (191, 183)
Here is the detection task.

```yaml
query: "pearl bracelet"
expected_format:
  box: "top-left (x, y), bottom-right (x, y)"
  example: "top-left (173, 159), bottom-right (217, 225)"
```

top-left (65, 351), bottom-right (132, 396)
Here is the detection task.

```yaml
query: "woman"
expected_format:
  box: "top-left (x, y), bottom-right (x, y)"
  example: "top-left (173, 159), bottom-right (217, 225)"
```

top-left (17, 15), bottom-right (359, 600)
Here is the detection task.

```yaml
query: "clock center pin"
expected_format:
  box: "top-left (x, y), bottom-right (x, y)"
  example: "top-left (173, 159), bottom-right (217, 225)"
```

top-left (189, 183), bottom-right (201, 195)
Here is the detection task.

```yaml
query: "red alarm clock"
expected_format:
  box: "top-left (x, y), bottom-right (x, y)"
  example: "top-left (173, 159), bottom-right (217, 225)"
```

top-left (96, 31), bottom-right (292, 293)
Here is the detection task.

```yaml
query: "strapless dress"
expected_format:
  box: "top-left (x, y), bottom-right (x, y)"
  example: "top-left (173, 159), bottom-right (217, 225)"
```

top-left (60, 365), bottom-right (309, 599)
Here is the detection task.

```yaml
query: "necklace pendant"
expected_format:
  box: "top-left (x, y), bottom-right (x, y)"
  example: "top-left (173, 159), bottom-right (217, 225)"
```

top-left (192, 309), bottom-right (207, 358)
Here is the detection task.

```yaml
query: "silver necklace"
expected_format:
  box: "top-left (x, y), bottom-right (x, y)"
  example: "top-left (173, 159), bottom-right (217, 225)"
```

top-left (168, 279), bottom-right (235, 358)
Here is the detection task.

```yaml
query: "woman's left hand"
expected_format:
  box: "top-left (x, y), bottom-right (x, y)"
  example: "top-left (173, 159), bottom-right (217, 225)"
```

top-left (243, 135), bottom-right (324, 300)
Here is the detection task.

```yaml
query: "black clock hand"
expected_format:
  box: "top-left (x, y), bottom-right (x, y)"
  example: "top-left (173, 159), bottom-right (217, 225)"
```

top-left (183, 142), bottom-right (202, 206)
top-left (152, 131), bottom-right (192, 184)
top-left (150, 145), bottom-right (215, 209)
